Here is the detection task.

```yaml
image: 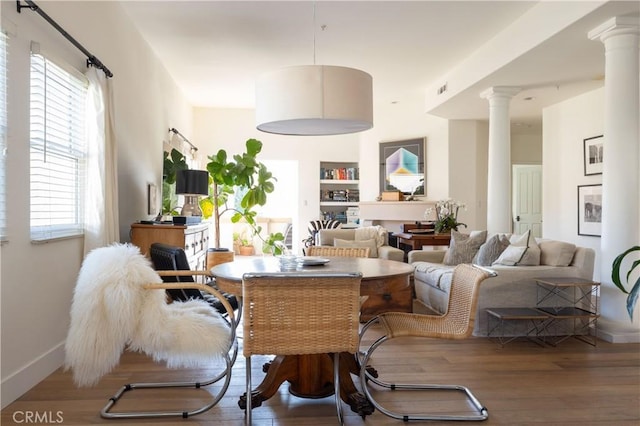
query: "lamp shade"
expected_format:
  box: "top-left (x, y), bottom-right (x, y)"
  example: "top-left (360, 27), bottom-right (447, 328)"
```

top-left (175, 169), bottom-right (209, 196)
top-left (255, 65), bottom-right (373, 136)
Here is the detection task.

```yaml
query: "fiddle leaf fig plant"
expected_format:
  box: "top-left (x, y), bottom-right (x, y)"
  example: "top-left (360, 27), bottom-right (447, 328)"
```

top-left (200, 138), bottom-right (285, 254)
top-left (611, 246), bottom-right (640, 321)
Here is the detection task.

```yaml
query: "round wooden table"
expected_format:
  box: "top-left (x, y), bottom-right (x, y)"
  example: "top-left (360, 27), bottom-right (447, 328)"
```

top-left (211, 256), bottom-right (413, 417)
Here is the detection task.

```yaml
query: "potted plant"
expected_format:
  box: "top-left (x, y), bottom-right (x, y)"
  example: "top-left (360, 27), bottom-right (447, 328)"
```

top-left (424, 198), bottom-right (467, 233)
top-left (161, 148), bottom-right (188, 217)
top-left (612, 246), bottom-right (640, 321)
top-left (200, 138), bottom-right (285, 255)
top-left (233, 231), bottom-right (255, 256)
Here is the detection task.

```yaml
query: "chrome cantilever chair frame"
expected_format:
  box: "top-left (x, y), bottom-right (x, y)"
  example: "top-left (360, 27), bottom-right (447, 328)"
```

top-left (358, 264), bottom-right (497, 422)
top-left (242, 272), bottom-right (362, 425)
top-left (101, 280), bottom-right (237, 420)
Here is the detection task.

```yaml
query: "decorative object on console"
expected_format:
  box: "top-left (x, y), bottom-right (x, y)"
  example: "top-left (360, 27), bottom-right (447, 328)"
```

top-left (577, 184), bottom-right (602, 237)
top-left (612, 246), bottom-right (640, 321)
top-left (379, 138), bottom-right (425, 196)
top-left (175, 169), bottom-right (209, 222)
top-left (255, 3), bottom-right (372, 136)
top-left (424, 198), bottom-right (467, 233)
top-left (583, 135), bottom-right (603, 176)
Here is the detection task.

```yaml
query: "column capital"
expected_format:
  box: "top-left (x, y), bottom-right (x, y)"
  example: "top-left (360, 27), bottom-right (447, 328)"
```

top-left (588, 16), bottom-right (640, 42)
top-left (480, 86), bottom-right (521, 101)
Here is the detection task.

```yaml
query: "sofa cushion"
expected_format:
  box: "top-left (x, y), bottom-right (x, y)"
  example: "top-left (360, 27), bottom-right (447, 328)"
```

top-left (539, 240), bottom-right (576, 266)
top-left (443, 230), bottom-right (487, 266)
top-left (474, 234), bottom-right (510, 266)
top-left (355, 225), bottom-right (386, 248)
top-left (494, 230), bottom-right (540, 266)
top-left (334, 238), bottom-right (378, 258)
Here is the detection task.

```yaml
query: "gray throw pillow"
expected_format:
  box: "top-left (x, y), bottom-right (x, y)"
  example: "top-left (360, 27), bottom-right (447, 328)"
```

top-left (474, 234), bottom-right (510, 266)
top-left (443, 230), bottom-right (487, 266)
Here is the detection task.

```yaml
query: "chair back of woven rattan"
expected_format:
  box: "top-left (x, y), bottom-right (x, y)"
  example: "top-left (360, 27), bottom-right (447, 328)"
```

top-left (306, 246), bottom-right (370, 258)
top-left (242, 272), bottom-right (362, 356)
top-left (378, 264), bottom-right (494, 340)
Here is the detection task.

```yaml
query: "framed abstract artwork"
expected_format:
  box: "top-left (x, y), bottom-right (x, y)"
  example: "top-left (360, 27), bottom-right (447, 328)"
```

top-left (379, 137), bottom-right (426, 196)
top-left (577, 184), bottom-right (602, 237)
top-left (583, 135), bottom-right (603, 176)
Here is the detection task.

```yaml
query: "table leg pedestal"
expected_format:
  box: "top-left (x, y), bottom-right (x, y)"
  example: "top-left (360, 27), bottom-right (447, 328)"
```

top-left (238, 353), bottom-right (375, 417)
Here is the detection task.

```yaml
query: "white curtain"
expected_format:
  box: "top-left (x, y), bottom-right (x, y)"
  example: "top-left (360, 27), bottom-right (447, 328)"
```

top-left (83, 67), bottom-right (119, 255)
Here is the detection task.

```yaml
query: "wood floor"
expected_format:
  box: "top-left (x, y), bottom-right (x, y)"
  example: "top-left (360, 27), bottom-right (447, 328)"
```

top-left (2, 325), bottom-right (639, 425)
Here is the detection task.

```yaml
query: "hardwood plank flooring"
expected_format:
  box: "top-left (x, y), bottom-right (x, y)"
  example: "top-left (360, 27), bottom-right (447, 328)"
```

top-left (2, 324), bottom-right (639, 425)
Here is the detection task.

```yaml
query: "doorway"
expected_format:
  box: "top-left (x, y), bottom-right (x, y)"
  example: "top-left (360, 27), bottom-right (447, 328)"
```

top-left (512, 165), bottom-right (542, 237)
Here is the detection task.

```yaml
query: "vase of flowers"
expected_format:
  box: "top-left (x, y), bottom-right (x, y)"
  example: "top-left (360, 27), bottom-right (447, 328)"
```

top-left (425, 198), bottom-right (467, 233)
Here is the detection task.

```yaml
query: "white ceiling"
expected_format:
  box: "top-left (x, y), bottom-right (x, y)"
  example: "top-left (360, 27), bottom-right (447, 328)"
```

top-left (120, 1), bottom-right (639, 131)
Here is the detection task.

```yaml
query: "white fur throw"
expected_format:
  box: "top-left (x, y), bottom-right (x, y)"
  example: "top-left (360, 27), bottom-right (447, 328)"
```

top-left (64, 243), bottom-right (231, 387)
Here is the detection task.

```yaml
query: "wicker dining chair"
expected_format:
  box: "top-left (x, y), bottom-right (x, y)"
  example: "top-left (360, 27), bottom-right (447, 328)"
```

top-left (242, 272), bottom-right (362, 425)
top-left (306, 245), bottom-right (371, 258)
top-left (358, 263), bottom-right (497, 422)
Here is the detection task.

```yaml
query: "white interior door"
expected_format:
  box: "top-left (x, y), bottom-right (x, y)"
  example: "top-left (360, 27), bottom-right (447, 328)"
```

top-left (512, 165), bottom-right (542, 237)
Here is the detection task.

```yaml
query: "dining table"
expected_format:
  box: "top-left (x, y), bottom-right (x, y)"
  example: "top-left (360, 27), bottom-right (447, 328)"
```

top-left (211, 255), bottom-right (414, 417)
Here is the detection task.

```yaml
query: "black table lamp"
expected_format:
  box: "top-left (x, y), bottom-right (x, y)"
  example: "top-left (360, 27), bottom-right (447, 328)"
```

top-left (175, 169), bottom-right (209, 217)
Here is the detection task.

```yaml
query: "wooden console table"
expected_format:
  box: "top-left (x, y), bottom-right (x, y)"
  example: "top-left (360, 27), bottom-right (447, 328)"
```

top-left (393, 232), bottom-right (451, 250)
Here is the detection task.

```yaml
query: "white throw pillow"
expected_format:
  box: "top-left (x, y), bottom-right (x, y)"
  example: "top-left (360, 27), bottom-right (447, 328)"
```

top-left (494, 230), bottom-right (540, 266)
top-left (334, 238), bottom-right (378, 258)
top-left (492, 245), bottom-right (527, 266)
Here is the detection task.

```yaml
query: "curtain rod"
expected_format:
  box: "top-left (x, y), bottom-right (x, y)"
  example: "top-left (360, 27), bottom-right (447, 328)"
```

top-left (169, 128), bottom-right (198, 152)
top-left (16, 0), bottom-right (113, 78)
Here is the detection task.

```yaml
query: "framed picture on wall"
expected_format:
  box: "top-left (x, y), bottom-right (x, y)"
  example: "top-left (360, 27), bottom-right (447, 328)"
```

top-left (379, 137), bottom-right (426, 196)
top-left (577, 184), bottom-right (602, 237)
top-left (583, 135), bottom-right (603, 176)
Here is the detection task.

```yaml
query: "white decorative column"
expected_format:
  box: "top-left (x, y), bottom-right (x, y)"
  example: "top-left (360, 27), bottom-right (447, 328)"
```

top-left (589, 17), bottom-right (640, 342)
top-left (480, 86), bottom-right (521, 234)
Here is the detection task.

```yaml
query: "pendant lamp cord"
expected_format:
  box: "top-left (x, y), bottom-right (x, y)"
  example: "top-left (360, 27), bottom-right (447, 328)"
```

top-left (312, 1), bottom-right (317, 65)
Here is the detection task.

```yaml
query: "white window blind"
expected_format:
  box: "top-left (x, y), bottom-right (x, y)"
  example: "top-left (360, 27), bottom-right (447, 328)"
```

top-left (0, 32), bottom-right (7, 240)
top-left (30, 52), bottom-right (88, 241)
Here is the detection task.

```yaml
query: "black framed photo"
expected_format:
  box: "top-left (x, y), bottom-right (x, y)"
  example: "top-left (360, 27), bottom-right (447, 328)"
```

top-left (583, 135), bottom-right (603, 176)
top-left (379, 137), bottom-right (425, 196)
top-left (577, 184), bottom-right (602, 237)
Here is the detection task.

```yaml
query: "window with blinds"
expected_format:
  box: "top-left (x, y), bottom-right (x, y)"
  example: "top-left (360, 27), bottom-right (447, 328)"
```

top-left (0, 33), bottom-right (7, 240)
top-left (30, 52), bottom-right (88, 241)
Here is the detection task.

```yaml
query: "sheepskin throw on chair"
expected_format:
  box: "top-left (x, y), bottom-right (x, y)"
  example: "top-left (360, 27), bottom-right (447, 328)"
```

top-left (64, 243), bottom-right (231, 387)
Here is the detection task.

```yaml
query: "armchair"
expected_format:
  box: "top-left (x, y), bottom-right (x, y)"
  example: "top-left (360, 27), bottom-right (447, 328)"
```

top-left (64, 243), bottom-right (237, 419)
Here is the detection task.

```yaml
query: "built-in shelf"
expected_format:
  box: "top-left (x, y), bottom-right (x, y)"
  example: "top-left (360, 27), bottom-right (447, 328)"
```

top-left (320, 161), bottom-right (359, 225)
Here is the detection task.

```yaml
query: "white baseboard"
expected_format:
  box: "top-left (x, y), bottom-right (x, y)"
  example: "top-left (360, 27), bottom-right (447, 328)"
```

top-left (1, 342), bottom-right (65, 409)
top-left (596, 328), bottom-right (640, 343)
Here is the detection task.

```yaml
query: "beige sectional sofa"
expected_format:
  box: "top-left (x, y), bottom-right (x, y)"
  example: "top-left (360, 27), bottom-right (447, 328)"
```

top-left (409, 232), bottom-right (596, 336)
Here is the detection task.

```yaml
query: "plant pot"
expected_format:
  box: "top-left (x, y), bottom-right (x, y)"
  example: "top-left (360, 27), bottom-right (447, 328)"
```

top-left (239, 246), bottom-right (255, 256)
top-left (207, 248), bottom-right (234, 269)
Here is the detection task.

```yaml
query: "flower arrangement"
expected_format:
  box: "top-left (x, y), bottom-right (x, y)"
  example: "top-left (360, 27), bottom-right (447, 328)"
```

top-left (424, 198), bottom-right (467, 233)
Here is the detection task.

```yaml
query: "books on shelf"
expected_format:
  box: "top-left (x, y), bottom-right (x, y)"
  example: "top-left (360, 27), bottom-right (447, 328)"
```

top-left (320, 189), bottom-right (359, 202)
top-left (320, 167), bottom-right (359, 180)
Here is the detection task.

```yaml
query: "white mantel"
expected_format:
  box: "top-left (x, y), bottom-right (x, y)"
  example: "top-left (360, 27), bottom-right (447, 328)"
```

top-left (358, 200), bottom-right (436, 232)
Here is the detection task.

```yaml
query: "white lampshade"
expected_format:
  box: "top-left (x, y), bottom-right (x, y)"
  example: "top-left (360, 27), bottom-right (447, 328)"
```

top-left (256, 65), bottom-right (373, 136)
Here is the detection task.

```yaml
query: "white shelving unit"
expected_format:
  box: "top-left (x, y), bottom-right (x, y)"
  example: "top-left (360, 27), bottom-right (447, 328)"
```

top-left (319, 162), bottom-right (359, 227)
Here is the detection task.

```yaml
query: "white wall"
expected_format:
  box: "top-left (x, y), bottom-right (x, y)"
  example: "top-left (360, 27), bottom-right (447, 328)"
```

top-left (512, 131), bottom-right (542, 164)
top-left (1, 1), bottom-right (192, 407)
top-left (542, 88), bottom-right (604, 276)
